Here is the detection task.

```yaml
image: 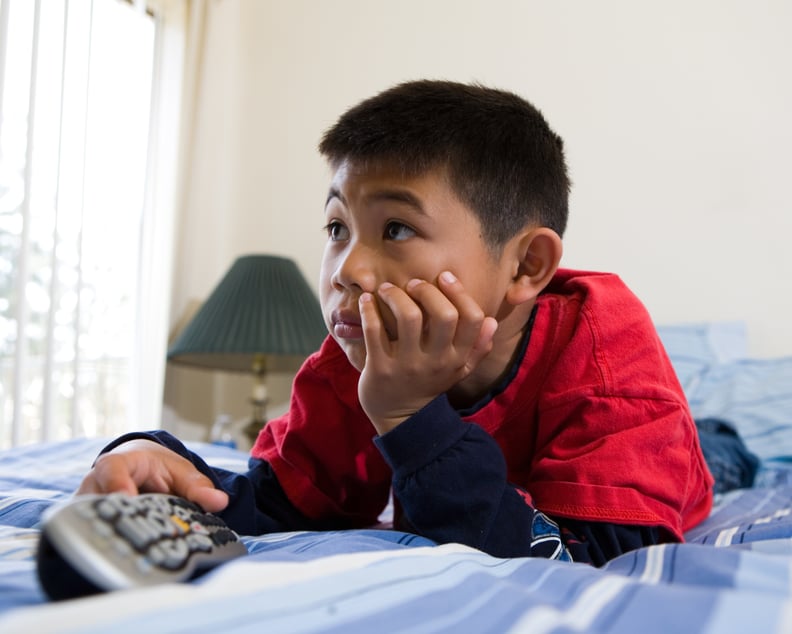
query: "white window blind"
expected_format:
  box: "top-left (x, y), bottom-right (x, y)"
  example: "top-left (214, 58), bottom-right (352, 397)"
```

top-left (0, 0), bottom-right (173, 449)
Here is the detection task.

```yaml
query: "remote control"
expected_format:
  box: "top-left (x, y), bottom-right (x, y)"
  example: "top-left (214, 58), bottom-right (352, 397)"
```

top-left (36, 492), bottom-right (247, 601)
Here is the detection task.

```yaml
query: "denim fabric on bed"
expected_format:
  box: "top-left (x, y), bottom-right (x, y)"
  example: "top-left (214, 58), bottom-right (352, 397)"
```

top-left (695, 418), bottom-right (759, 494)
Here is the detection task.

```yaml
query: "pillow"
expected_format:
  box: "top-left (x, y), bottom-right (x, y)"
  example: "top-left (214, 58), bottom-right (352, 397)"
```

top-left (686, 357), bottom-right (792, 462)
top-left (655, 321), bottom-right (748, 393)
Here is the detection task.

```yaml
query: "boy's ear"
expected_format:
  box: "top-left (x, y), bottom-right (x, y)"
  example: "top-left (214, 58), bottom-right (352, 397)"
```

top-left (505, 227), bottom-right (563, 306)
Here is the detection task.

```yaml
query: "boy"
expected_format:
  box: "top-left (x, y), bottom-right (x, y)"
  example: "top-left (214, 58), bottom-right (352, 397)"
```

top-left (79, 80), bottom-right (713, 566)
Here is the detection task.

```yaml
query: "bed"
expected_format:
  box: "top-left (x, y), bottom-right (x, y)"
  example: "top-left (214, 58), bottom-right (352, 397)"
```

top-left (1, 322), bottom-right (791, 633)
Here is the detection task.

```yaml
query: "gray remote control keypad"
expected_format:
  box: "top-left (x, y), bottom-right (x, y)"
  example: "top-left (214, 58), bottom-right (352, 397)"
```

top-left (37, 492), bottom-right (247, 600)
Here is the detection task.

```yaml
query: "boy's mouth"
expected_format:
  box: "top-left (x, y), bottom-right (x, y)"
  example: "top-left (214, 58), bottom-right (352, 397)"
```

top-left (331, 305), bottom-right (397, 341)
top-left (333, 321), bottom-right (363, 340)
top-left (331, 310), bottom-right (363, 340)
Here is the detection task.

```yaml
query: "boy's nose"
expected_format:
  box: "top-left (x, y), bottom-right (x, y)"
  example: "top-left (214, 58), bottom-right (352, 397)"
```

top-left (332, 243), bottom-right (378, 293)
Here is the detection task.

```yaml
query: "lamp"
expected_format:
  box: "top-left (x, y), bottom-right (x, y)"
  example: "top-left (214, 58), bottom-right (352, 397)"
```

top-left (167, 254), bottom-right (327, 444)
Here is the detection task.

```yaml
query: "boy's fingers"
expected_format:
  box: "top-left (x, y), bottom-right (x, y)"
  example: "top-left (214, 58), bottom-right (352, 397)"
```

top-left (467, 316), bottom-right (499, 368)
top-left (434, 271), bottom-right (489, 351)
top-left (403, 279), bottom-right (457, 352)
top-left (359, 291), bottom-right (389, 359)
top-left (78, 453), bottom-right (140, 496)
top-left (374, 283), bottom-right (424, 351)
top-left (179, 474), bottom-right (229, 513)
top-left (137, 450), bottom-right (230, 512)
top-left (77, 442), bottom-right (229, 513)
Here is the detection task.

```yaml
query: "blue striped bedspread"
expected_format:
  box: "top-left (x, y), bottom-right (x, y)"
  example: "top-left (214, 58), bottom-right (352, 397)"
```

top-left (1, 436), bottom-right (791, 633)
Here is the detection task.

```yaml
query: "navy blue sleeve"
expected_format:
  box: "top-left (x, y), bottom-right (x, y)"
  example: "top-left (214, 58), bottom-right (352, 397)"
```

top-left (373, 395), bottom-right (661, 566)
top-left (100, 414), bottom-right (659, 566)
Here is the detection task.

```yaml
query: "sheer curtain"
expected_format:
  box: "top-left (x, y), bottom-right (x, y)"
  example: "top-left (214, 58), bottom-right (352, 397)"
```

top-left (0, 0), bottom-right (195, 448)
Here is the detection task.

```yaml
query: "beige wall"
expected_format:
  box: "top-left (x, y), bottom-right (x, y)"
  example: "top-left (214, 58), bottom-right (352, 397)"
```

top-left (163, 0), bottom-right (792, 441)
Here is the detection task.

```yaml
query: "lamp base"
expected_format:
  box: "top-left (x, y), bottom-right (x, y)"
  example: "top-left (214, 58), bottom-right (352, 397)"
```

top-left (243, 419), bottom-right (265, 446)
top-left (242, 363), bottom-right (270, 447)
top-left (243, 396), bottom-right (268, 446)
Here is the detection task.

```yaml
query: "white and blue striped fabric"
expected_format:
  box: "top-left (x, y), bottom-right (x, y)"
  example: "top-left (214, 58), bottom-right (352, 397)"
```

top-left (1, 323), bottom-right (791, 633)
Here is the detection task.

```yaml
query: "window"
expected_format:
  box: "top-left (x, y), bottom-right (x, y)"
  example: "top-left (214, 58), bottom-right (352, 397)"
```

top-left (0, 0), bottom-right (177, 448)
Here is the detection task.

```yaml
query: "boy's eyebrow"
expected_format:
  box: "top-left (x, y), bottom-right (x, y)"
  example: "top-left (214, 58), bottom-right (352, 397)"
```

top-left (368, 188), bottom-right (427, 214)
top-left (325, 186), bottom-right (427, 215)
top-left (325, 187), bottom-right (345, 207)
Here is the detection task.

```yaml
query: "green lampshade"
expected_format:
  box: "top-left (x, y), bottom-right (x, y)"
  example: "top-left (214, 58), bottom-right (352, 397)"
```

top-left (167, 255), bottom-right (327, 373)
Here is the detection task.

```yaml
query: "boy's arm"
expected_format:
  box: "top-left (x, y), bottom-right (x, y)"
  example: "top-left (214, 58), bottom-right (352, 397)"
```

top-left (79, 431), bottom-right (335, 536)
top-left (375, 395), bottom-right (661, 565)
top-left (356, 275), bottom-right (660, 562)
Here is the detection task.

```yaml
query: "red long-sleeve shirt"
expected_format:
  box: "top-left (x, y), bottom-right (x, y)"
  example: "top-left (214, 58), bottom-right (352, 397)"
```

top-left (252, 269), bottom-right (714, 543)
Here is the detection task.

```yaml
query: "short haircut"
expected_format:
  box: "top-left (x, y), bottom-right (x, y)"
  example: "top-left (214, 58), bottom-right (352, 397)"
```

top-left (318, 80), bottom-right (570, 249)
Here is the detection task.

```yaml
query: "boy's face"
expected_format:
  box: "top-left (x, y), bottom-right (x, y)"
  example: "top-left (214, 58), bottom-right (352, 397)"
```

top-left (320, 160), bottom-right (512, 372)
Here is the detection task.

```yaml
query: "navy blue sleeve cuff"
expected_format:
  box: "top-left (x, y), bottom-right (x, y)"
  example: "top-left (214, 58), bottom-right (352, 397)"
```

top-left (96, 431), bottom-right (169, 459)
top-left (373, 394), bottom-right (469, 477)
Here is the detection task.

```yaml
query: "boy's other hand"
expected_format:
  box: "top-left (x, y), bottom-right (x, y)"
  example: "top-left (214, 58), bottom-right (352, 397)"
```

top-left (76, 439), bottom-right (229, 513)
top-left (358, 271), bottom-right (498, 434)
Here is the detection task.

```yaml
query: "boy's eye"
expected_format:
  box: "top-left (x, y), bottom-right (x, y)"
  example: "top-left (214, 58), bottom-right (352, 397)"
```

top-left (384, 221), bottom-right (415, 241)
top-left (325, 221), bottom-right (349, 241)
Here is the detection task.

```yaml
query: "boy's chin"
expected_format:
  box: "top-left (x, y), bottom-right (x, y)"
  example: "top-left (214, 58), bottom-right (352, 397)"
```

top-left (348, 353), bottom-right (366, 373)
top-left (339, 341), bottom-right (366, 373)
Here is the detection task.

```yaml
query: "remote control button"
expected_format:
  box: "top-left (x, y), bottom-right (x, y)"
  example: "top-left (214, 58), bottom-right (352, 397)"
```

top-left (170, 496), bottom-right (200, 510)
top-left (171, 505), bottom-right (194, 524)
top-left (113, 494), bottom-right (142, 516)
top-left (116, 515), bottom-right (158, 551)
top-left (186, 532), bottom-right (214, 553)
top-left (170, 515), bottom-right (191, 536)
top-left (145, 509), bottom-right (180, 539)
top-left (211, 528), bottom-right (238, 546)
top-left (159, 538), bottom-right (189, 570)
top-left (95, 498), bottom-right (119, 521)
top-left (146, 543), bottom-right (166, 566)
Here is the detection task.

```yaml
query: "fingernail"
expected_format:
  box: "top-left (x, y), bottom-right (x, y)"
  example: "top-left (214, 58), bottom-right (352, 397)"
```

top-left (379, 282), bottom-right (395, 291)
top-left (440, 271), bottom-right (456, 284)
top-left (406, 278), bottom-right (423, 290)
top-left (360, 292), bottom-right (373, 303)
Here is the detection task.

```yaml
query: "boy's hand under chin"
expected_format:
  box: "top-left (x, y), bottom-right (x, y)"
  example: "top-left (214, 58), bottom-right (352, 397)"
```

top-left (357, 270), bottom-right (498, 435)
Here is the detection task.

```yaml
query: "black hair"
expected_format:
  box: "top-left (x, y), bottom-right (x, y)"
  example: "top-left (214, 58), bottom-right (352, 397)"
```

top-left (318, 80), bottom-right (570, 249)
